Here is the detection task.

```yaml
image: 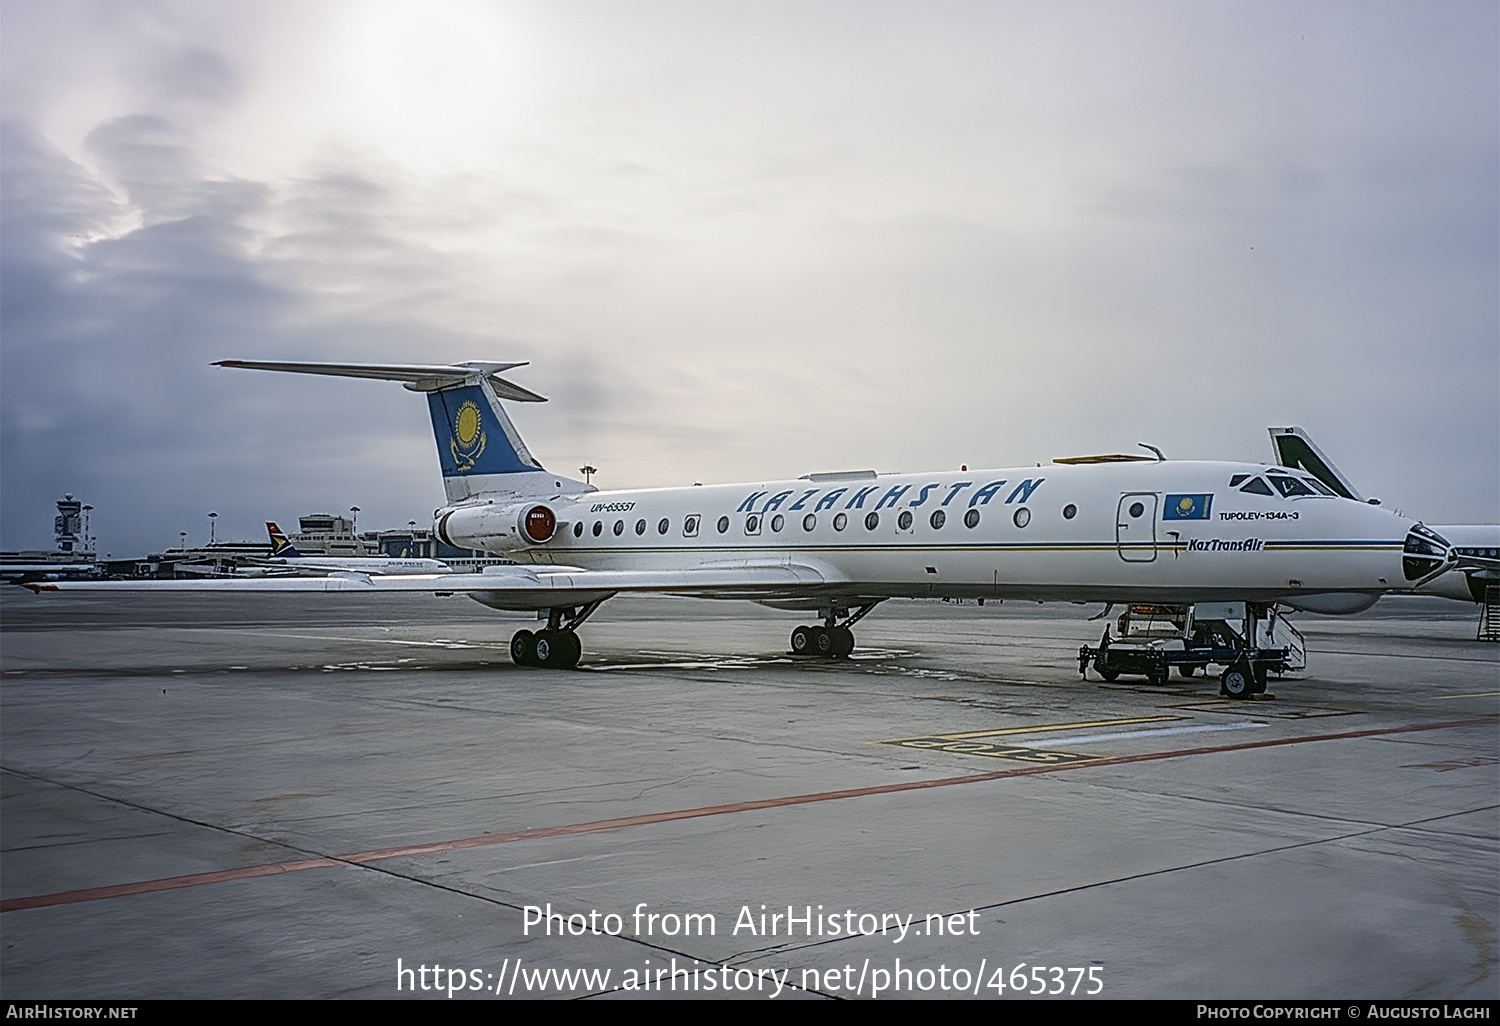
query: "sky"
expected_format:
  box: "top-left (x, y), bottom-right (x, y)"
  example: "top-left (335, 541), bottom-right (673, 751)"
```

top-left (2, 0), bottom-right (1496, 555)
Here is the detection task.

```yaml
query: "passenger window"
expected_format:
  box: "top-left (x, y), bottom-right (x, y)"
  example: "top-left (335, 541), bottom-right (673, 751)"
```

top-left (1239, 477), bottom-right (1274, 496)
top-left (683, 515), bottom-right (700, 537)
top-left (717, 515), bottom-right (729, 533)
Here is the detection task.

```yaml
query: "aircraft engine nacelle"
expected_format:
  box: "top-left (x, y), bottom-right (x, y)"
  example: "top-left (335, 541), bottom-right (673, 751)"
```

top-left (436, 502), bottom-right (558, 550)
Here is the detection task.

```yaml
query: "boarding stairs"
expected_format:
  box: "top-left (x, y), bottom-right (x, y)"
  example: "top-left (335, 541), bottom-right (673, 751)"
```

top-left (1480, 585), bottom-right (1500, 643)
top-left (1258, 607), bottom-right (1307, 672)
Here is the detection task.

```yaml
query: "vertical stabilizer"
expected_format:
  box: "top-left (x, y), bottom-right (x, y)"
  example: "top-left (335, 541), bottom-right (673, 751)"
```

top-left (1268, 427), bottom-right (1363, 501)
top-left (424, 375), bottom-right (588, 503)
top-left (266, 522), bottom-right (303, 557)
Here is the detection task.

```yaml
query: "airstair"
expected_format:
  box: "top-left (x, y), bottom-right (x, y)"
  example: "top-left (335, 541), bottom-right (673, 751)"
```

top-left (1258, 606), bottom-right (1307, 671)
top-left (1479, 585), bottom-right (1500, 643)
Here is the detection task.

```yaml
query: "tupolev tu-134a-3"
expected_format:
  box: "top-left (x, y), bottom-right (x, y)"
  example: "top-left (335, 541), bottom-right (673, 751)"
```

top-left (25, 360), bottom-right (1494, 696)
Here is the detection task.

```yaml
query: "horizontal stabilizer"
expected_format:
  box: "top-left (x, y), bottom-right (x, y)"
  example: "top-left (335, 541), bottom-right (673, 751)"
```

top-left (213, 360), bottom-right (548, 402)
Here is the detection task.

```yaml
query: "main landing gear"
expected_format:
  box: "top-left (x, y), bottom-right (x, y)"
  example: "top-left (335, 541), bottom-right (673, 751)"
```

top-left (511, 600), bottom-right (604, 670)
top-left (790, 602), bottom-right (881, 659)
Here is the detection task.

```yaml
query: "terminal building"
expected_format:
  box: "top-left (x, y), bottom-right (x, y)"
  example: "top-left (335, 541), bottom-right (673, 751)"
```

top-left (288, 513), bottom-right (495, 568)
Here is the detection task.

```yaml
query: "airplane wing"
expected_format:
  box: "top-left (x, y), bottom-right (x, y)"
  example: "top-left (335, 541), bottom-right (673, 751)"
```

top-left (22, 563), bottom-right (831, 605)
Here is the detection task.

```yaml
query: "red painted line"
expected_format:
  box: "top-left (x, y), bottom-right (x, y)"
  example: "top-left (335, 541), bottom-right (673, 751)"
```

top-left (3, 716), bottom-right (1491, 913)
top-left (0, 857), bottom-right (341, 912)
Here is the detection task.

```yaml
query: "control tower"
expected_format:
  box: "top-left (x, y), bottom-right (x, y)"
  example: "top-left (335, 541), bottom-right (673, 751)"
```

top-left (54, 494), bottom-right (86, 553)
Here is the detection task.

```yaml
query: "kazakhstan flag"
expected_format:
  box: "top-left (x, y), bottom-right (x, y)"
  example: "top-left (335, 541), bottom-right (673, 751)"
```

top-left (1163, 494), bottom-right (1213, 520)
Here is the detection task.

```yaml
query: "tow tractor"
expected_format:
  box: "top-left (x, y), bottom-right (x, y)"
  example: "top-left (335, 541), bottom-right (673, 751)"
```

top-left (1078, 602), bottom-right (1305, 698)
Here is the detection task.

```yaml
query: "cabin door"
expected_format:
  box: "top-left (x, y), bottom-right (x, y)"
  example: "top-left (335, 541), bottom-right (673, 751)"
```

top-left (1116, 493), bottom-right (1158, 562)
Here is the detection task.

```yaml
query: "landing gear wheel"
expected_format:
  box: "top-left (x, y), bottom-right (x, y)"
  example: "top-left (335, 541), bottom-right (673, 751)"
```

top-left (559, 630), bottom-right (582, 669)
top-left (830, 626), bottom-right (855, 656)
top-left (534, 630), bottom-right (563, 668)
top-left (1221, 659), bottom-right (1253, 699)
top-left (790, 625), bottom-right (814, 655)
top-left (813, 627), bottom-right (835, 656)
top-left (510, 629), bottom-right (537, 667)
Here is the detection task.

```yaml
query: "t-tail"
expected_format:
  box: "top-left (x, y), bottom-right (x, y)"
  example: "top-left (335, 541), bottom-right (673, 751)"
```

top-left (214, 360), bottom-right (593, 504)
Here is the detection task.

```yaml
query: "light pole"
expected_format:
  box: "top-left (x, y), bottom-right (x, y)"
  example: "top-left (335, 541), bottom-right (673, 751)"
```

top-left (208, 511), bottom-right (218, 546)
top-left (580, 465), bottom-right (597, 485)
top-left (82, 505), bottom-right (93, 552)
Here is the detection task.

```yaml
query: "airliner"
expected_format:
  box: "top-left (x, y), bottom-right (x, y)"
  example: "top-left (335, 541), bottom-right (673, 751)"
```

top-left (25, 360), bottom-right (1493, 693)
top-left (252, 521), bottom-right (452, 575)
top-left (1269, 427), bottom-right (1498, 605)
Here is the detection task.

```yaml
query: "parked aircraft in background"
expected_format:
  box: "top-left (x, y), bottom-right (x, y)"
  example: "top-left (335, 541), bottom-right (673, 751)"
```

top-left (24, 360), bottom-right (1495, 694)
top-left (1269, 427), bottom-right (1498, 604)
top-left (252, 522), bottom-right (452, 576)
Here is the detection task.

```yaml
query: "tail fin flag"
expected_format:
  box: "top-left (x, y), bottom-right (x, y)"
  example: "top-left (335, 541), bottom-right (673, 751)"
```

top-left (266, 522), bottom-right (303, 557)
top-left (427, 383), bottom-right (542, 477)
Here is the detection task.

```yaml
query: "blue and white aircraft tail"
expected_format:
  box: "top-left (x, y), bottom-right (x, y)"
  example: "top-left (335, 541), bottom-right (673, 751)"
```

top-left (215, 360), bottom-right (593, 506)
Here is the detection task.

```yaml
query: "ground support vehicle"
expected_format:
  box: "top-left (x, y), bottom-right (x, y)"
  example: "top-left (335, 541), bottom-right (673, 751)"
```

top-left (1078, 602), bottom-right (1301, 698)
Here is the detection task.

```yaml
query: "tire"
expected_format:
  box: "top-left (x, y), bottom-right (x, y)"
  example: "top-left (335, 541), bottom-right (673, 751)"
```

top-left (534, 630), bottom-right (561, 668)
top-left (559, 630), bottom-right (582, 669)
top-left (831, 626), bottom-right (855, 656)
top-left (1097, 662), bottom-right (1119, 682)
top-left (1221, 660), bottom-right (1252, 699)
top-left (790, 625), bottom-right (813, 654)
top-left (1179, 664), bottom-right (1196, 678)
top-left (813, 627), bottom-right (835, 655)
top-left (510, 629), bottom-right (536, 666)
top-left (1147, 661), bottom-right (1168, 687)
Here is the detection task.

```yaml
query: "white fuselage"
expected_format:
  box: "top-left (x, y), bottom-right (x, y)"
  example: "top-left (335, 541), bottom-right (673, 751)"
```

top-left (439, 460), bottom-right (1414, 612)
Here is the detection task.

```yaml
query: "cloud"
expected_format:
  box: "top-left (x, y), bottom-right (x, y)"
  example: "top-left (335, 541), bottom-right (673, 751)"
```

top-left (1, 3), bottom-right (1495, 554)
